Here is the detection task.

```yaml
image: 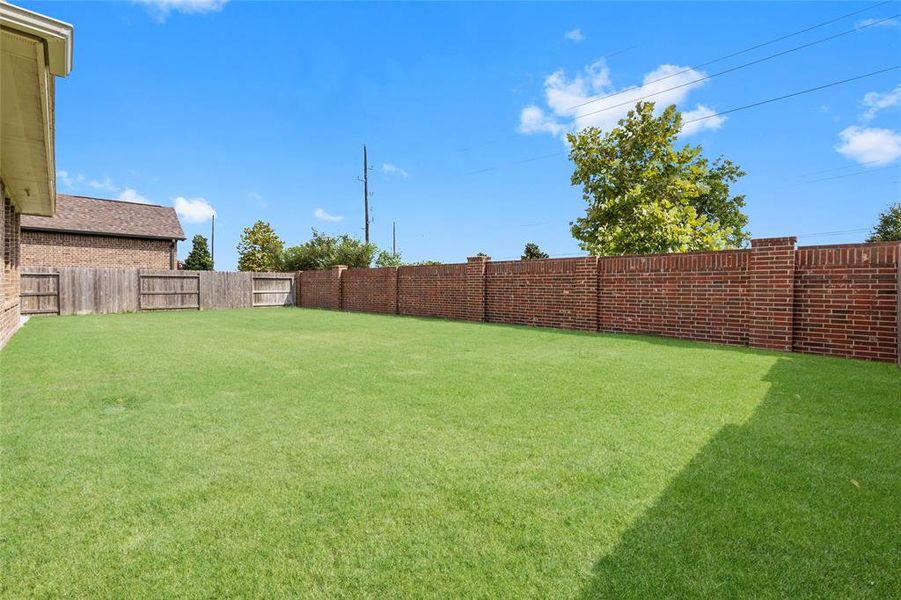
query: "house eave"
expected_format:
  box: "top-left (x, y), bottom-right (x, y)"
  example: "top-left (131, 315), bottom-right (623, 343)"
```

top-left (0, 3), bottom-right (73, 217)
top-left (21, 225), bottom-right (186, 242)
top-left (0, 3), bottom-right (73, 77)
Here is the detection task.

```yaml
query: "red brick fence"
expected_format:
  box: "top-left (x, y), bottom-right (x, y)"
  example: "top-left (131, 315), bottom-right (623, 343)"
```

top-left (297, 238), bottom-right (900, 363)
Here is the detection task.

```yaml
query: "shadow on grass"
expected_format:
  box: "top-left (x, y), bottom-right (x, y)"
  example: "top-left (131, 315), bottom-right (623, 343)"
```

top-left (580, 355), bottom-right (901, 598)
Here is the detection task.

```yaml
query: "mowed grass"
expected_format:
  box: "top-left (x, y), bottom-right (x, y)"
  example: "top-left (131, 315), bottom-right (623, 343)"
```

top-left (1, 308), bottom-right (899, 598)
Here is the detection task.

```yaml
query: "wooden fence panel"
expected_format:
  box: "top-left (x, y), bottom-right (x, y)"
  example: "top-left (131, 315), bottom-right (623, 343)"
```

top-left (22, 267), bottom-right (140, 315)
top-left (139, 272), bottom-right (200, 311)
top-left (20, 268), bottom-right (297, 316)
top-left (252, 273), bottom-right (295, 307)
top-left (202, 271), bottom-right (252, 310)
top-left (20, 272), bottom-right (59, 315)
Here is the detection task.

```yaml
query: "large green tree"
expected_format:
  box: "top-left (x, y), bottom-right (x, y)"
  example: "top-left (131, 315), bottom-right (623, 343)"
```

top-left (237, 221), bottom-right (284, 272)
top-left (867, 202), bottom-right (901, 242)
top-left (567, 101), bottom-right (749, 255)
top-left (183, 235), bottom-right (214, 271)
top-left (281, 229), bottom-right (377, 271)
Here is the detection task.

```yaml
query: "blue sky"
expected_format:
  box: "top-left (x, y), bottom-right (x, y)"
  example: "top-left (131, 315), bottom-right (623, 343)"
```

top-left (24, 0), bottom-right (901, 269)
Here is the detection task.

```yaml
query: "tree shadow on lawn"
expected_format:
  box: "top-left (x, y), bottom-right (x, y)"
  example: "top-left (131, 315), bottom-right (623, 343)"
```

top-left (579, 353), bottom-right (901, 598)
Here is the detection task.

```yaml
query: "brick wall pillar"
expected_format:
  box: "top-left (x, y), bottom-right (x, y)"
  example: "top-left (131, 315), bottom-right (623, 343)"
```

top-left (392, 266), bottom-right (399, 315)
top-left (294, 271), bottom-right (302, 307)
top-left (465, 255), bottom-right (489, 322)
top-left (748, 237), bottom-right (796, 351)
top-left (333, 265), bottom-right (346, 310)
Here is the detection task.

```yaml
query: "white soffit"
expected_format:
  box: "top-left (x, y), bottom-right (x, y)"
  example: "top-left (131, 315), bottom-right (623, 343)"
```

top-left (0, 3), bottom-right (73, 216)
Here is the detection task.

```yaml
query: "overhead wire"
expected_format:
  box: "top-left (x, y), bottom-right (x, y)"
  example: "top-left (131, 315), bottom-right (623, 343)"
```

top-left (573, 14), bottom-right (899, 121)
top-left (568, 1), bottom-right (893, 110)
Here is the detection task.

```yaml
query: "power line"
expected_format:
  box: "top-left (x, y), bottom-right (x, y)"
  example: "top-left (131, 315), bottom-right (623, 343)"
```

top-left (456, 65), bottom-right (900, 177)
top-left (683, 64), bottom-right (900, 125)
top-left (801, 159), bottom-right (883, 176)
top-left (450, 2), bottom-right (891, 160)
top-left (574, 13), bottom-right (899, 120)
top-left (792, 165), bottom-right (898, 185)
top-left (761, 164), bottom-right (899, 192)
top-left (458, 151), bottom-right (567, 176)
top-left (568, 1), bottom-right (893, 111)
top-left (455, 44), bottom-right (643, 153)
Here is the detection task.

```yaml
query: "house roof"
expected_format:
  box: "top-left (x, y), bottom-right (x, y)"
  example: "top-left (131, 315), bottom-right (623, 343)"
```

top-left (21, 195), bottom-right (186, 241)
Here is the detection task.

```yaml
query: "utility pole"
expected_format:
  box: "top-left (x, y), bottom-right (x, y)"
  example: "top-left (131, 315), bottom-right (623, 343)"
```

top-left (392, 221), bottom-right (396, 255)
top-left (211, 214), bottom-right (215, 269)
top-left (363, 144), bottom-right (370, 244)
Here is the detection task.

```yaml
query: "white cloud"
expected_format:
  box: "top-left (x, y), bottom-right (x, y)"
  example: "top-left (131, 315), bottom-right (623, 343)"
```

top-left (680, 105), bottom-right (726, 136)
top-left (314, 208), bottom-right (343, 223)
top-left (861, 84), bottom-right (901, 122)
top-left (856, 17), bottom-right (899, 29)
top-left (118, 187), bottom-right (151, 204)
top-left (518, 105), bottom-right (566, 135)
top-left (564, 28), bottom-right (584, 42)
top-left (518, 58), bottom-right (724, 139)
top-left (381, 163), bottom-right (409, 178)
top-left (134, 0), bottom-right (227, 18)
top-left (88, 176), bottom-right (119, 193)
top-left (174, 196), bottom-right (216, 223)
top-left (57, 170), bottom-right (84, 188)
top-left (836, 126), bottom-right (901, 166)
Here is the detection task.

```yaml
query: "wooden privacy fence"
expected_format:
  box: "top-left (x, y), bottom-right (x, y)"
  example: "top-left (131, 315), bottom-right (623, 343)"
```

top-left (20, 267), bottom-right (295, 316)
top-left (20, 272), bottom-right (60, 315)
top-left (139, 272), bottom-right (200, 311)
top-left (252, 274), bottom-right (295, 307)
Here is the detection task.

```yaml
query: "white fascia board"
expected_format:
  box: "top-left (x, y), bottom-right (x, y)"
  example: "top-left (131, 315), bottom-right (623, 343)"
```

top-left (0, 2), bottom-right (73, 76)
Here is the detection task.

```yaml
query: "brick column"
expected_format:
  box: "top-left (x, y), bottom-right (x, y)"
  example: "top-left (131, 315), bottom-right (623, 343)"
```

top-left (896, 242), bottom-right (901, 366)
top-left (465, 255), bottom-right (489, 322)
top-left (392, 266), bottom-right (399, 315)
top-left (333, 265), bottom-right (346, 310)
top-left (294, 271), bottom-right (302, 307)
top-left (748, 237), bottom-right (796, 351)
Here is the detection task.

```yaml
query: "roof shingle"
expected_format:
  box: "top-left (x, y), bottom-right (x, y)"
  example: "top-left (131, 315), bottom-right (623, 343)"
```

top-left (21, 195), bottom-right (186, 240)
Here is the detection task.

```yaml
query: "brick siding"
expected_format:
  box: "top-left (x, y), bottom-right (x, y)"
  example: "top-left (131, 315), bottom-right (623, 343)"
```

top-left (1, 193), bottom-right (22, 348)
top-left (295, 239), bottom-right (900, 363)
top-left (21, 230), bottom-right (173, 269)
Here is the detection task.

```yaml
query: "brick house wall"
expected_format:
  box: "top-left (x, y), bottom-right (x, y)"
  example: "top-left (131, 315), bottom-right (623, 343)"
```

top-left (1, 192), bottom-right (22, 348)
top-left (295, 239), bottom-right (900, 363)
top-left (21, 230), bottom-right (174, 269)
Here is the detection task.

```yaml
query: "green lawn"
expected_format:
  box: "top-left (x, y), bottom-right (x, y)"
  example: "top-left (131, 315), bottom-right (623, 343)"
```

top-left (1, 309), bottom-right (899, 598)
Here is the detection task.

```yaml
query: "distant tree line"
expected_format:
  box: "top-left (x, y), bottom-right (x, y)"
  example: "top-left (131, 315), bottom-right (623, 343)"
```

top-left (235, 222), bottom-right (443, 272)
top-left (228, 101), bottom-right (896, 273)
